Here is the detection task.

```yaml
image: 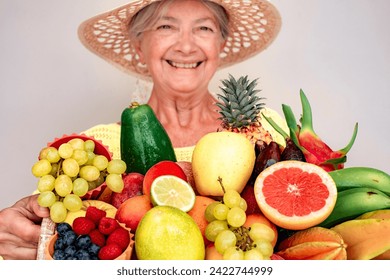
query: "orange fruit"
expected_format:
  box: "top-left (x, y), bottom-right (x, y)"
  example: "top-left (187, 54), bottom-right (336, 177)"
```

top-left (143, 160), bottom-right (187, 197)
top-left (254, 160), bottom-right (337, 230)
top-left (187, 196), bottom-right (216, 246)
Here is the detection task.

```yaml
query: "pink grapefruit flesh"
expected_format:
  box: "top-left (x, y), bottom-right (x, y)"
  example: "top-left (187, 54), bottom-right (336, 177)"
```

top-left (253, 160), bottom-right (337, 230)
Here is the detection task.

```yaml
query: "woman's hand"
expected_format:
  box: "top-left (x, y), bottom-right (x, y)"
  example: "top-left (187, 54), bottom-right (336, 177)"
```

top-left (0, 194), bottom-right (49, 260)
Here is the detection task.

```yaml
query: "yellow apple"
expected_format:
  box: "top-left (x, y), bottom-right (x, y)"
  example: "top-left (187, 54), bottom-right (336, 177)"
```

top-left (192, 131), bottom-right (255, 196)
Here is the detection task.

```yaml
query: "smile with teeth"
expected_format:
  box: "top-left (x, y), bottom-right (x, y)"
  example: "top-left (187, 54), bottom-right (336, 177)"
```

top-left (167, 60), bottom-right (201, 69)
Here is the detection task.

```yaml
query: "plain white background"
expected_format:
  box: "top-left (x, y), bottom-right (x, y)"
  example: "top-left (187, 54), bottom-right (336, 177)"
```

top-left (1, 0), bottom-right (389, 209)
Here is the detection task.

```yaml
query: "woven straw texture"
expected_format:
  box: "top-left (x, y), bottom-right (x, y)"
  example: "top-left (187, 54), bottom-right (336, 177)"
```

top-left (78, 0), bottom-right (281, 79)
top-left (82, 123), bottom-right (195, 162)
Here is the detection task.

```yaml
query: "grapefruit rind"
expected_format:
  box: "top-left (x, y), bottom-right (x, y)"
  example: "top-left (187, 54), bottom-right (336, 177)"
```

top-left (254, 161), bottom-right (337, 230)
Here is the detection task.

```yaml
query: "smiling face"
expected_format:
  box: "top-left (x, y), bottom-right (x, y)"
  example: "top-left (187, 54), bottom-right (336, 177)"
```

top-left (134, 0), bottom-right (226, 94)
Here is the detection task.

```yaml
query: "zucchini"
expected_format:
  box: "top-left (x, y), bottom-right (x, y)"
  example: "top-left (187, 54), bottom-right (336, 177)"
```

top-left (120, 102), bottom-right (177, 174)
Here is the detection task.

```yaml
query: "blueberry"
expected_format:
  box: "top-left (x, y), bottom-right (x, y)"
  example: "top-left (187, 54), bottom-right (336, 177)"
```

top-left (75, 249), bottom-right (91, 260)
top-left (64, 245), bottom-right (77, 258)
top-left (63, 230), bottom-right (77, 246)
top-left (56, 223), bottom-right (72, 236)
top-left (54, 237), bottom-right (66, 251)
top-left (76, 235), bottom-right (92, 249)
top-left (53, 249), bottom-right (66, 260)
top-left (88, 243), bottom-right (100, 256)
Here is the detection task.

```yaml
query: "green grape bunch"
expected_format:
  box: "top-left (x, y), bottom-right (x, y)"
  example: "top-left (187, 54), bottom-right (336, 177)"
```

top-left (204, 189), bottom-right (275, 260)
top-left (31, 137), bottom-right (126, 223)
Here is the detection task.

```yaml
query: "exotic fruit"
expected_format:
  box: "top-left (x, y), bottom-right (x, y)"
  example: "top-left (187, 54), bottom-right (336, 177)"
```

top-left (331, 218), bottom-right (390, 260)
top-left (192, 131), bottom-right (256, 197)
top-left (276, 227), bottom-right (347, 260)
top-left (216, 74), bottom-right (273, 145)
top-left (263, 90), bottom-right (358, 171)
top-left (120, 102), bottom-right (177, 175)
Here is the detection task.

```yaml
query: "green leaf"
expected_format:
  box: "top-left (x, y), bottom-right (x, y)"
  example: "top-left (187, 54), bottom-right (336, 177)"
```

top-left (339, 122), bottom-right (359, 154)
top-left (299, 89), bottom-right (315, 134)
top-left (261, 113), bottom-right (290, 139)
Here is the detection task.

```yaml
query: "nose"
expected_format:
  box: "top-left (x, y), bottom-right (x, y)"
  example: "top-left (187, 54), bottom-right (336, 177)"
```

top-left (174, 30), bottom-right (197, 54)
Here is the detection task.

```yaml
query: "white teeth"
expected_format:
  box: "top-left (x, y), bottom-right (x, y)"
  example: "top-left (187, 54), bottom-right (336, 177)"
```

top-left (169, 61), bottom-right (198, 69)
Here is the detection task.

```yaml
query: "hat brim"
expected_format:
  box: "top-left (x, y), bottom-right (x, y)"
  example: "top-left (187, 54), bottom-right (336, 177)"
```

top-left (78, 0), bottom-right (281, 80)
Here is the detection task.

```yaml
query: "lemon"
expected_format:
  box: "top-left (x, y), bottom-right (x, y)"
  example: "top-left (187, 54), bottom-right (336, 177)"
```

top-left (150, 175), bottom-right (196, 212)
top-left (135, 206), bottom-right (205, 260)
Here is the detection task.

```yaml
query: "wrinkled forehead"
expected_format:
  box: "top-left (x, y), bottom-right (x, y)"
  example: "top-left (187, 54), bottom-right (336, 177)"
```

top-left (129, 0), bottom-right (229, 38)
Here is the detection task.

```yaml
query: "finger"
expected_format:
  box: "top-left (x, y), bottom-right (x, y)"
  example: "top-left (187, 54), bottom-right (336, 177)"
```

top-left (0, 231), bottom-right (39, 260)
top-left (0, 243), bottom-right (37, 260)
top-left (2, 207), bottom-right (43, 245)
top-left (13, 215), bottom-right (43, 244)
top-left (15, 195), bottom-right (50, 222)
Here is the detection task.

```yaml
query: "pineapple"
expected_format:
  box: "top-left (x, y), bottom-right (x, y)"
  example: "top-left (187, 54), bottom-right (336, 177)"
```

top-left (216, 74), bottom-right (273, 145)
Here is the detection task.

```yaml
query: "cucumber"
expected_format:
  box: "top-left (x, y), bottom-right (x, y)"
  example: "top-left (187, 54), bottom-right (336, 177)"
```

top-left (120, 102), bottom-right (177, 174)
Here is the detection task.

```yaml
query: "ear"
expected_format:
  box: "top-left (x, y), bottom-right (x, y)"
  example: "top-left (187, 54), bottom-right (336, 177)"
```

top-left (133, 39), bottom-right (145, 64)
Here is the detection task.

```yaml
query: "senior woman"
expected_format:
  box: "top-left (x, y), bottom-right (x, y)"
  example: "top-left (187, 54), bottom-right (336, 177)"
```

top-left (0, 0), bottom-right (284, 259)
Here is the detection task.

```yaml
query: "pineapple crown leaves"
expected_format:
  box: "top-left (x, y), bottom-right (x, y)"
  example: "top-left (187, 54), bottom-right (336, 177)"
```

top-left (216, 74), bottom-right (266, 128)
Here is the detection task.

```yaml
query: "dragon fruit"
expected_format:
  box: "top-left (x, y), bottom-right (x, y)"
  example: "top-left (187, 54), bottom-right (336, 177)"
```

top-left (263, 89), bottom-right (358, 171)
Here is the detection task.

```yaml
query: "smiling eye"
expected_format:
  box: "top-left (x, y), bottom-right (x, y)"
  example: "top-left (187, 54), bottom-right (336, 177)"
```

top-left (157, 24), bottom-right (172, 30)
top-left (199, 26), bottom-right (214, 32)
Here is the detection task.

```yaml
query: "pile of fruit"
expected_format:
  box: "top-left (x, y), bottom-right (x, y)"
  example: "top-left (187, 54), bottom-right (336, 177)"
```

top-left (32, 136), bottom-right (127, 223)
top-left (32, 75), bottom-right (390, 260)
top-left (204, 189), bottom-right (276, 260)
top-left (47, 204), bottom-right (132, 260)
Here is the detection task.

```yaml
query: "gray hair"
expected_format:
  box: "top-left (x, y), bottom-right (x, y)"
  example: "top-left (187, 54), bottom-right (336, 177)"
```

top-left (129, 0), bottom-right (230, 41)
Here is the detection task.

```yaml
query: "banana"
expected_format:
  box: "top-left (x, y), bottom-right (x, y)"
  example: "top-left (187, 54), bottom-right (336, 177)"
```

top-left (317, 187), bottom-right (390, 228)
top-left (331, 218), bottom-right (390, 260)
top-left (328, 166), bottom-right (390, 195)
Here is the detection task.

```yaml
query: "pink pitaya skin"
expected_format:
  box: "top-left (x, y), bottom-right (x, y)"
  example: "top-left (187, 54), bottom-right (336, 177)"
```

top-left (263, 89), bottom-right (358, 172)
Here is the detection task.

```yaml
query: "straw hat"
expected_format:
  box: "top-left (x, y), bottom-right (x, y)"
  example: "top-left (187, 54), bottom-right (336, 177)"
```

top-left (78, 0), bottom-right (281, 79)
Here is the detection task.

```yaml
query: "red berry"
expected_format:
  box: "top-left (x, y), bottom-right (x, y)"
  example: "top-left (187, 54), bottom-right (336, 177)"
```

top-left (111, 172), bottom-right (144, 209)
top-left (89, 229), bottom-right (106, 247)
top-left (72, 217), bottom-right (95, 235)
top-left (98, 217), bottom-right (119, 235)
top-left (85, 206), bottom-right (106, 225)
top-left (98, 244), bottom-right (123, 260)
top-left (106, 227), bottom-right (130, 250)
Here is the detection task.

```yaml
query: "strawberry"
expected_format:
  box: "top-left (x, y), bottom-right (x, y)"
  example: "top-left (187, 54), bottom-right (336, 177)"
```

top-left (98, 217), bottom-right (119, 235)
top-left (106, 227), bottom-right (130, 250)
top-left (98, 243), bottom-right (123, 260)
top-left (85, 206), bottom-right (106, 225)
top-left (72, 217), bottom-right (96, 235)
top-left (89, 229), bottom-right (106, 247)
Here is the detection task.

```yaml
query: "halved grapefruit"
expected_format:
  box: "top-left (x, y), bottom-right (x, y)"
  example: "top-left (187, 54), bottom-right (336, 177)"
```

top-left (253, 161), bottom-right (337, 230)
